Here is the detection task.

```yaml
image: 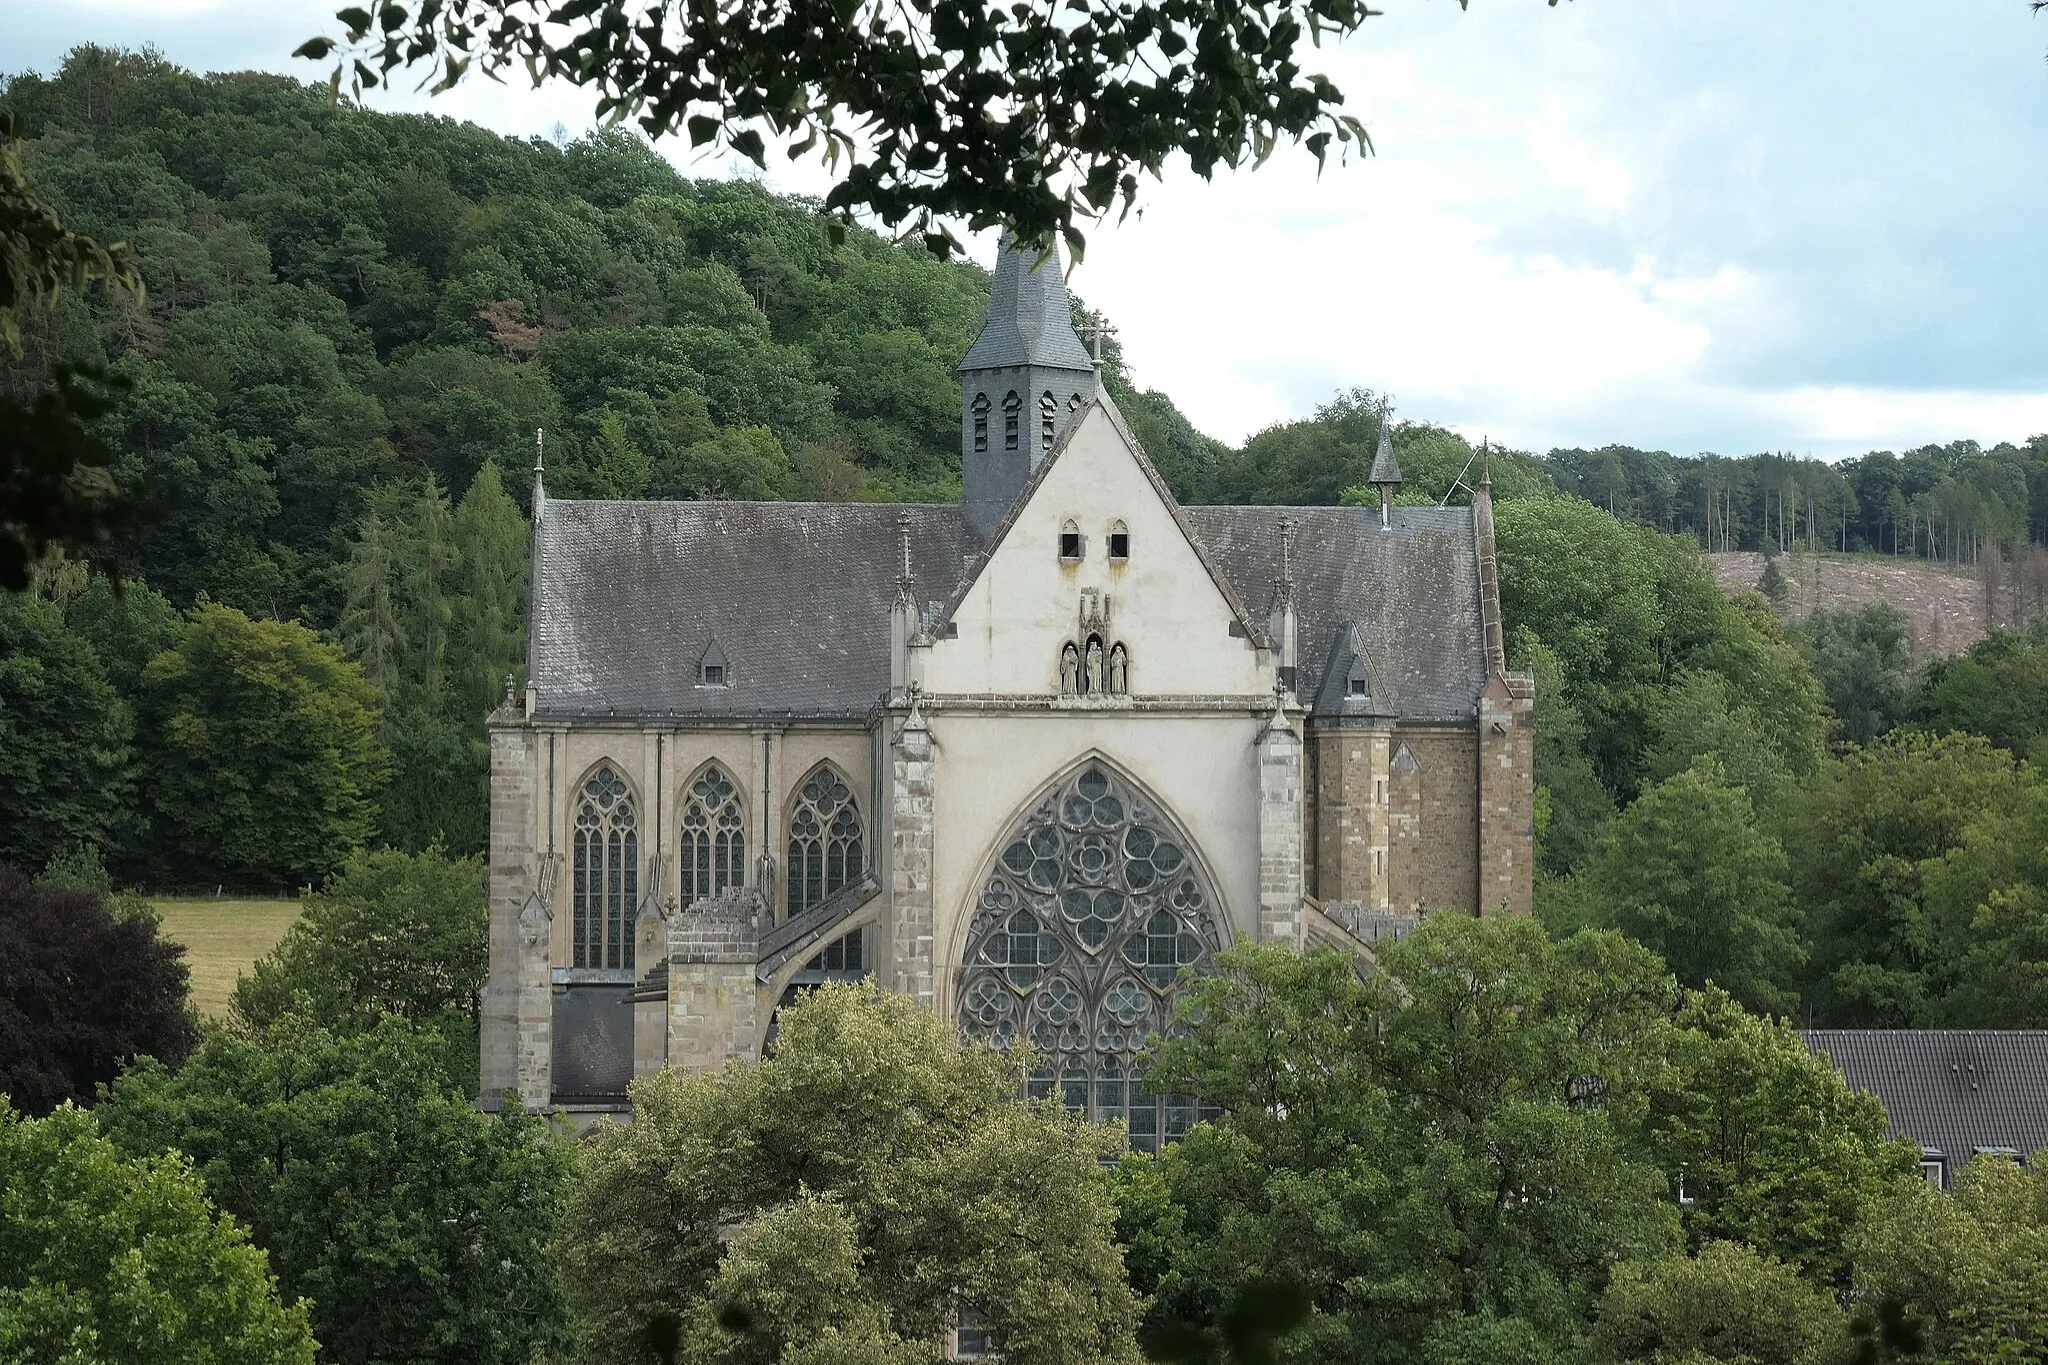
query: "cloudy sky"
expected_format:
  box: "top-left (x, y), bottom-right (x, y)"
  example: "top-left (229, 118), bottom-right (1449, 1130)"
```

top-left (10, 0), bottom-right (2048, 456)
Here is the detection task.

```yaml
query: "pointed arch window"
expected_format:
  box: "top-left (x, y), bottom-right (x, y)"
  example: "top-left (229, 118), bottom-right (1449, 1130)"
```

top-left (971, 392), bottom-right (990, 454)
top-left (572, 764), bottom-right (639, 970)
top-left (679, 764), bottom-right (746, 905)
top-left (787, 766), bottom-right (864, 921)
top-left (1002, 391), bottom-right (1021, 452)
top-left (958, 764), bottom-right (1225, 1149)
top-left (1040, 390), bottom-right (1056, 451)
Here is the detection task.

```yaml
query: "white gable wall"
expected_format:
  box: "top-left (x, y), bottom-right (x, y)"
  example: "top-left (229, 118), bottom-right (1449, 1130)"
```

top-left (923, 405), bottom-right (1270, 698)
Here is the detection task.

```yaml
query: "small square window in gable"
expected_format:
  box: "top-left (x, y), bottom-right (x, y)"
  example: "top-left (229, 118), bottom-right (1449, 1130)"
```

top-left (1059, 520), bottom-right (1083, 561)
top-left (1108, 521), bottom-right (1130, 560)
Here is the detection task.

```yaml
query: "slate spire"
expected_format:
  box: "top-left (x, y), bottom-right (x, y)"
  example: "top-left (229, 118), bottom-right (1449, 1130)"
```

top-left (958, 234), bottom-right (1101, 538)
top-left (1369, 399), bottom-right (1401, 529)
top-left (959, 235), bottom-right (1097, 373)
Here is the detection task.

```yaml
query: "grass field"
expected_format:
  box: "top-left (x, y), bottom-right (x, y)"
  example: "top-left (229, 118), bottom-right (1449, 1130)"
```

top-left (153, 896), bottom-right (302, 1020)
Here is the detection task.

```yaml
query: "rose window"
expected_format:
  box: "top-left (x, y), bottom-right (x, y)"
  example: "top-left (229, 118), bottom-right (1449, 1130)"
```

top-left (958, 764), bottom-right (1225, 1149)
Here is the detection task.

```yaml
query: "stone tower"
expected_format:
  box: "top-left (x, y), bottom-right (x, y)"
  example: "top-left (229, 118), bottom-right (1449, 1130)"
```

top-left (958, 236), bottom-right (1099, 537)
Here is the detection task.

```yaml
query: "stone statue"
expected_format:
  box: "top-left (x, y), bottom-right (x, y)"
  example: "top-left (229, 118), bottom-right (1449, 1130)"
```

top-left (1085, 639), bottom-right (1103, 694)
top-left (1060, 643), bottom-right (1079, 695)
top-left (1108, 643), bottom-right (1127, 694)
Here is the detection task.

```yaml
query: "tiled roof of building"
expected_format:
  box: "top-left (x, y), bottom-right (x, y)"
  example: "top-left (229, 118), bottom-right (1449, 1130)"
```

top-left (529, 500), bottom-right (981, 720)
top-left (956, 237), bottom-right (1097, 374)
top-left (1800, 1029), bottom-right (2048, 1177)
top-left (529, 498), bottom-right (1487, 723)
top-left (1186, 505), bottom-right (1487, 724)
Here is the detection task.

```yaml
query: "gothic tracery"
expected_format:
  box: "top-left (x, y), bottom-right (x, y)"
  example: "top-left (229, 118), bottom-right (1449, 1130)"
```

top-left (958, 763), bottom-right (1223, 1148)
top-left (786, 764), bottom-right (865, 922)
top-left (679, 763), bottom-right (746, 904)
top-left (572, 764), bottom-right (639, 970)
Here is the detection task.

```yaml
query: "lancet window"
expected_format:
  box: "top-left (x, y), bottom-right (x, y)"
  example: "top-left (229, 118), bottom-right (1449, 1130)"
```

top-left (971, 392), bottom-right (990, 453)
top-left (679, 764), bottom-right (746, 905)
top-left (787, 765), bottom-right (864, 921)
top-left (958, 764), bottom-right (1224, 1149)
top-left (1040, 390), bottom-right (1056, 451)
top-left (572, 764), bottom-right (638, 970)
top-left (1002, 391), bottom-right (1021, 451)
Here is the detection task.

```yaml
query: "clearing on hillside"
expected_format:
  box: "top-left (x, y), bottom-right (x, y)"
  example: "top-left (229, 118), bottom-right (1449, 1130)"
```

top-left (153, 897), bottom-right (301, 1020)
top-left (1710, 551), bottom-right (1990, 656)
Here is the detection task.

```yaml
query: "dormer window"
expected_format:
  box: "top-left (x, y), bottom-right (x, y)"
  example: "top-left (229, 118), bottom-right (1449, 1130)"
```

top-left (1346, 658), bottom-right (1370, 697)
top-left (971, 393), bottom-right (990, 453)
top-left (1003, 391), bottom-right (1021, 452)
top-left (1059, 520), bottom-right (1083, 561)
top-left (1108, 521), bottom-right (1129, 560)
top-left (697, 641), bottom-right (729, 688)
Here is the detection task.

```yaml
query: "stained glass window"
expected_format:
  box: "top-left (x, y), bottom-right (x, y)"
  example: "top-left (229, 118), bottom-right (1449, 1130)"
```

top-left (679, 764), bottom-right (746, 905)
top-left (572, 764), bottom-right (638, 970)
top-left (958, 764), bottom-right (1223, 1148)
top-left (787, 765), bottom-right (863, 921)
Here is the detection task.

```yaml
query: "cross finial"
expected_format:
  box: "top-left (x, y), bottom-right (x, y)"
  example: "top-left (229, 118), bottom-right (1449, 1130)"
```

top-left (1079, 317), bottom-right (1116, 367)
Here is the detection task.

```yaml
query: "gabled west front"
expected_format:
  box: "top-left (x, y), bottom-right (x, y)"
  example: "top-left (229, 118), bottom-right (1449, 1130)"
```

top-left (479, 242), bottom-right (1535, 1135)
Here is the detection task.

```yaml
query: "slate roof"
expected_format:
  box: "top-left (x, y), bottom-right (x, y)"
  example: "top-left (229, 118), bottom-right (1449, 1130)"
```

top-left (529, 500), bottom-right (981, 719)
top-left (1184, 505), bottom-right (1488, 724)
top-left (1368, 413), bottom-right (1402, 487)
top-left (1801, 1030), bottom-right (2048, 1180)
top-left (957, 237), bottom-right (1097, 374)
top-left (529, 496), bottom-right (1488, 723)
top-left (529, 441), bottom-right (1489, 723)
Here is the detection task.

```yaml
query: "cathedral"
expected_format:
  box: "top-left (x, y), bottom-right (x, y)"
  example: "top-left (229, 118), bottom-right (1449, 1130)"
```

top-left (479, 242), bottom-right (1535, 1137)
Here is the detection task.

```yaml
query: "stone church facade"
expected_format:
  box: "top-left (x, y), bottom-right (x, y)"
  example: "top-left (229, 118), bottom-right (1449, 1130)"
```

top-left (479, 243), bottom-right (1535, 1134)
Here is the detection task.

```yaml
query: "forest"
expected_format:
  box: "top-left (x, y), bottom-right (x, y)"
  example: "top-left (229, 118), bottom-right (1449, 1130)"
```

top-left (5, 48), bottom-right (2048, 1028)
top-left (10, 40), bottom-right (2048, 1365)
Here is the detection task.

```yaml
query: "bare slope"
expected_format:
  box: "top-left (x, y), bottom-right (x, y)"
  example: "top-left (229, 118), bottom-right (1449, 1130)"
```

top-left (1709, 552), bottom-right (1986, 656)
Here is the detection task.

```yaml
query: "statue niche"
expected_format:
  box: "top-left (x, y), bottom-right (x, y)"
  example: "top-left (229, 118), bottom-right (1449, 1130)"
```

top-left (1057, 590), bottom-right (1130, 698)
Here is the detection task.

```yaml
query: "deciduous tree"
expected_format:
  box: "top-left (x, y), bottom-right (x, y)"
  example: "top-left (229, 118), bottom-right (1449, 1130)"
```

top-left (0, 589), bottom-right (133, 870)
top-left (0, 1100), bottom-right (315, 1365)
top-left (0, 864), bottom-right (195, 1116)
top-left (1593, 1241), bottom-right (1843, 1365)
top-left (300, 0), bottom-right (1380, 259)
top-left (1582, 761), bottom-right (1802, 1015)
top-left (1633, 989), bottom-right (1916, 1286)
top-left (232, 847), bottom-right (487, 1085)
top-left (99, 1012), bottom-right (573, 1365)
top-left (1125, 923), bottom-right (1684, 1365)
top-left (558, 983), bottom-right (1143, 1365)
top-left (140, 603), bottom-right (390, 890)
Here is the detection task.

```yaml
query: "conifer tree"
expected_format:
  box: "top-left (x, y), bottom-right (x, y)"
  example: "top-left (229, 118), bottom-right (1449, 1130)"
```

top-left (452, 460), bottom-right (528, 718)
top-left (396, 475), bottom-right (459, 715)
top-left (340, 503), bottom-right (406, 702)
